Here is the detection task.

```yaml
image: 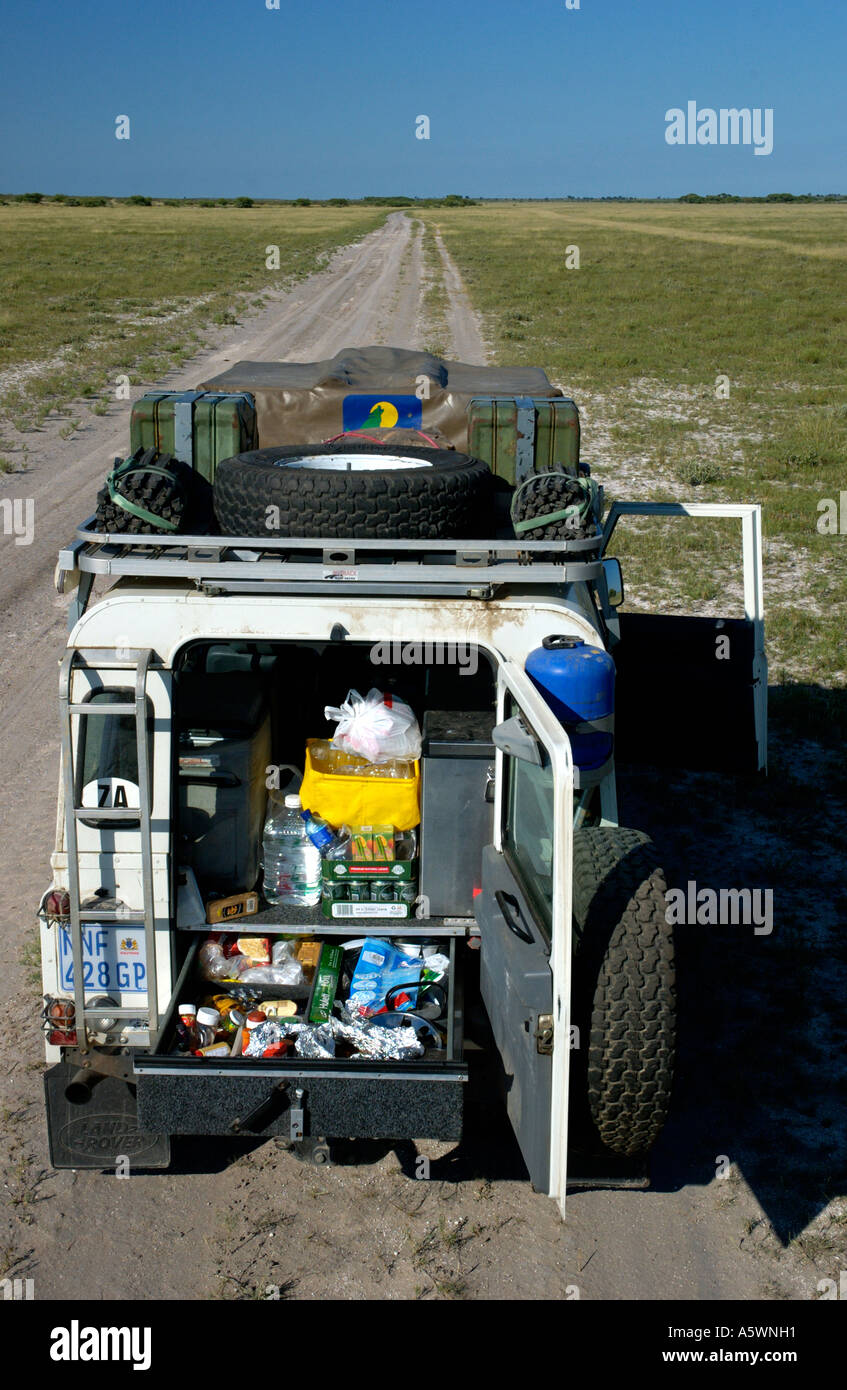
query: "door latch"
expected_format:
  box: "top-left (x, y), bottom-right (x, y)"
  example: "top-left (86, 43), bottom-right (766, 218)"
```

top-left (289, 1088), bottom-right (305, 1142)
top-left (484, 764), bottom-right (495, 803)
top-left (535, 1014), bottom-right (554, 1055)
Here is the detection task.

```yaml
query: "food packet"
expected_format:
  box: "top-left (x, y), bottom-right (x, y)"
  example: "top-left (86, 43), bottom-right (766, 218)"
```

top-left (350, 825), bottom-right (395, 861)
top-left (199, 938), bottom-right (250, 981)
top-left (347, 938), bottom-right (422, 1016)
top-left (243, 1019), bottom-right (298, 1057)
top-left (200, 936), bottom-right (303, 987)
top-left (240, 959), bottom-right (304, 987)
top-left (236, 936), bottom-right (270, 965)
top-left (422, 953), bottom-right (450, 983)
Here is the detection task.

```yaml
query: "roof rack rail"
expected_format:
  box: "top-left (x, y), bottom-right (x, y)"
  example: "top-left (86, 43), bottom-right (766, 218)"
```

top-left (57, 518), bottom-right (605, 622)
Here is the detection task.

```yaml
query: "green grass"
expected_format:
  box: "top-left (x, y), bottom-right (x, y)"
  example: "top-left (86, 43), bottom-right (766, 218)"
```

top-left (420, 202), bottom-right (847, 390)
top-left (420, 202), bottom-right (847, 688)
top-left (0, 204), bottom-right (387, 430)
top-left (420, 223), bottom-right (449, 359)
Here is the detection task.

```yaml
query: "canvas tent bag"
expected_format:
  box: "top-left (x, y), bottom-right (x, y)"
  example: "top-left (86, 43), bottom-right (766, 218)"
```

top-left (197, 346), bottom-right (563, 454)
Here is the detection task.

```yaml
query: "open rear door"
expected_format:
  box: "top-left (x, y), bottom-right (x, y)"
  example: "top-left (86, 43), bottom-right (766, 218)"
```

top-left (602, 502), bottom-right (767, 773)
top-left (476, 660), bottom-right (573, 1217)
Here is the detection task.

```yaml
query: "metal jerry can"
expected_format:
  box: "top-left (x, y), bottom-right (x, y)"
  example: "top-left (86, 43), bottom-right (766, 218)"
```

top-left (130, 391), bottom-right (257, 484)
top-left (467, 396), bottom-right (580, 485)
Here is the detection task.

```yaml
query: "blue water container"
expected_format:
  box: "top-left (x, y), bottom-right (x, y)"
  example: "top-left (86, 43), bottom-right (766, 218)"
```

top-left (525, 635), bottom-right (615, 771)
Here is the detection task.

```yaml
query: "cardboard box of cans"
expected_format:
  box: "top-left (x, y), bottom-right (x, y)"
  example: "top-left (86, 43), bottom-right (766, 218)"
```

top-left (321, 858), bottom-right (419, 919)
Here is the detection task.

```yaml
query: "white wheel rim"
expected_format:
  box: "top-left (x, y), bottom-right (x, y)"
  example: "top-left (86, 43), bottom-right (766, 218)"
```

top-left (273, 453), bottom-right (433, 472)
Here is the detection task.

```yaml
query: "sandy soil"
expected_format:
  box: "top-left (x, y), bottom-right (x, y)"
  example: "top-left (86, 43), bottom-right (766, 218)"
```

top-left (0, 213), bottom-right (825, 1303)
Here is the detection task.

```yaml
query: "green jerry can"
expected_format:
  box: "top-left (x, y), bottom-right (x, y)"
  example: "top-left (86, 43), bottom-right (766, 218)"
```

top-left (467, 396), bottom-right (580, 486)
top-left (130, 391), bottom-right (257, 484)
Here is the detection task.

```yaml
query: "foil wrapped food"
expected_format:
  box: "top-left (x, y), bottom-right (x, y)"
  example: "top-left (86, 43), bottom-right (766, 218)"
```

top-left (294, 1022), bottom-right (336, 1059)
top-left (335, 1013), bottom-right (424, 1060)
top-left (243, 1020), bottom-right (299, 1057)
top-left (241, 1013), bottom-right (425, 1062)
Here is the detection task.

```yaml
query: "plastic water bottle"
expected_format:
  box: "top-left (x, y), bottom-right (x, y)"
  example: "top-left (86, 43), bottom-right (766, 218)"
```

top-left (301, 809), bottom-right (344, 856)
top-left (262, 793), bottom-right (321, 907)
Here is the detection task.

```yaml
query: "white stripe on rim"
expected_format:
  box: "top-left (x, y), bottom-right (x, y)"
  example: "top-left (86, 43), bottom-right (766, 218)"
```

top-left (272, 453), bottom-right (433, 472)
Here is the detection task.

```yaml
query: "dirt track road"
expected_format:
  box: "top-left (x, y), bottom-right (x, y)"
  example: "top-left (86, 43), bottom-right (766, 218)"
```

top-left (0, 213), bottom-right (810, 1302)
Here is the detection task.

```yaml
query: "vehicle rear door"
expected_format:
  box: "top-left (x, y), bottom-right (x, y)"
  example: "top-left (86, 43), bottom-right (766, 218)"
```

top-left (602, 502), bottom-right (767, 772)
top-left (476, 659), bottom-right (573, 1217)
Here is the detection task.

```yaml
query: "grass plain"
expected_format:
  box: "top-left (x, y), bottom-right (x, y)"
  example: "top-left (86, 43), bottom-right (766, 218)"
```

top-left (420, 201), bottom-right (847, 698)
top-left (0, 204), bottom-right (387, 437)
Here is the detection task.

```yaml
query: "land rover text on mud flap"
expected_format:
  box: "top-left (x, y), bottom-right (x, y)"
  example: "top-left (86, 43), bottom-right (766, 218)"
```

top-left (41, 348), bottom-right (766, 1218)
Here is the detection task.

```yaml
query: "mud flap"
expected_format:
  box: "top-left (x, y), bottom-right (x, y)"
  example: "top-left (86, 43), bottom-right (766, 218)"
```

top-left (44, 1063), bottom-right (170, 1170)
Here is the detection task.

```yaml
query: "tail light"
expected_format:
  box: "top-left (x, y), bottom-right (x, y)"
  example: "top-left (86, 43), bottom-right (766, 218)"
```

top-left (43, 997), bottom-right (77, 1046)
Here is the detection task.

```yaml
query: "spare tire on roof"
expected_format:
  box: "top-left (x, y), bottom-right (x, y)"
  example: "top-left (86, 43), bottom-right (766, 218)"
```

top-left (94, 447), bottom-right (190, 534)
top-left (213, 442), bottom-right (491, 540)
top-left (510, 469), bottom-right (600, 541)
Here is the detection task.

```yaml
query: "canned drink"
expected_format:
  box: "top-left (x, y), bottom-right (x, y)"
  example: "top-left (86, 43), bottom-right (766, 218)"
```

top-left (348, 881), bottom-right (369, 903)
top-left (397, 883), bottom-right (418, 905)
top-left (371, 879), bottom-right (395, 904)
top-left (323, 882), bottom-right (348, 903)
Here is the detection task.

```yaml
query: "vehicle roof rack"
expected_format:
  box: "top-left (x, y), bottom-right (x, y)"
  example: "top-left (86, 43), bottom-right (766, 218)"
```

top-left (57, 518), bottom-right (606, 621)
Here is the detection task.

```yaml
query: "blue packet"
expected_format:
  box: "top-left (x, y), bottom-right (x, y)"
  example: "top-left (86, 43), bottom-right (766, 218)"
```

top-left (348, 938), bottom-right (422, 1015)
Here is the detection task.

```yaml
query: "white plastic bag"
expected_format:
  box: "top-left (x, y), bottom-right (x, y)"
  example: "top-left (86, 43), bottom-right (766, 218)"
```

top-left (324, 688), bottom-right (421, 763)
top-left (241, 959), bottom-right (304, 987)
top-left (199, 938), bottom-right (304, 987)
top-left (199, 940), bottom-right (249, 981)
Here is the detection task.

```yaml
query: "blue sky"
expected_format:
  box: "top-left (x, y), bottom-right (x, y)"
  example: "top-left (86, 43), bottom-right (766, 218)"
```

top-left (0, 0), bottom-right (844, 198)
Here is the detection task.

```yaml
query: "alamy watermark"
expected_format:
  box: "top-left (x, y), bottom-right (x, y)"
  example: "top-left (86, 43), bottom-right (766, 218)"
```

top-left (1, 1277), bottom-right (33, 1300)
top-left (665, 103), bottom-right (773, 156)
top-left (0, 497), bottom-right (34, 546)
top-left (665, 880), bottom-right (773, 935)
top-left (818, 1271), bottom-right (847, 1300)
top-left (370, 639), bottom-right (478, 677)
top-left (50, 1321), bottom-right (151, 1370)
top-left (817, 493), bottom-right (847, 534)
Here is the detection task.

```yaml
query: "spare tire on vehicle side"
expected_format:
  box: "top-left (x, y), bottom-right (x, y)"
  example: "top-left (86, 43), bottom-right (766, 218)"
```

top-left (570, 827), bottom-right (676, 1158)
top-left (213, 443), bottom-right (491, 540)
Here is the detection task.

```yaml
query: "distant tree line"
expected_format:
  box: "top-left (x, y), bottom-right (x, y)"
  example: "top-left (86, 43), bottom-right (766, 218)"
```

top-left (5, 190), bottom-right (842, 208)
top-left (0, 192), bottom-right (477, 208)
top-left (678, 191), bottom-right (847, 203)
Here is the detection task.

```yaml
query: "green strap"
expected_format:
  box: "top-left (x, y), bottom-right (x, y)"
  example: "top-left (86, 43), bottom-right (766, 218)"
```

top-left (514, 504), bottom-right (585, 534)
top-left (106, 458), bottom-right (183, 532)
top-left (511, 471), bottom-right (598, 535)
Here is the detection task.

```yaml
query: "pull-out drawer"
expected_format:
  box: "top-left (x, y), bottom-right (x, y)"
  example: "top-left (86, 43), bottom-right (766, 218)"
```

top-left (135, 931), bottom-right (467, 1141)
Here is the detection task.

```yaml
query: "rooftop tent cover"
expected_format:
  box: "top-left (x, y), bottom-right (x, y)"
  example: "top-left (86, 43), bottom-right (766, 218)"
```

top-left (197, 346), bottom-right (561, 450)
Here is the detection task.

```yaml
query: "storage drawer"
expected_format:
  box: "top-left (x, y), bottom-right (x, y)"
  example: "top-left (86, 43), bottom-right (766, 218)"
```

top-left (135, 1071), bottom-right (464, 1141)
top-left (134, 932), bottom-right (467, 1140)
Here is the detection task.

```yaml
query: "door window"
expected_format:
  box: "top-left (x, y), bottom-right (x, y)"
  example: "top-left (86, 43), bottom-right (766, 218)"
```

top-left (502, 703), bottom-right (555, 937)
top-left (79, 690), bottom-right (138, 789)
top-left (76, 689), bottom-right (144, 827)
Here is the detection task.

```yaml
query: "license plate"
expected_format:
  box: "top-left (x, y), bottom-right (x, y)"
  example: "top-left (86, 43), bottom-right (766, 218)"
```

top-left (58, 925), bottom-right (147, 994)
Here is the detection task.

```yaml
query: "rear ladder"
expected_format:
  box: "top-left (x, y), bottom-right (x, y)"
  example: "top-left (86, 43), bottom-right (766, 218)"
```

top-left (58, 648), bottom-right (160, 1050)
